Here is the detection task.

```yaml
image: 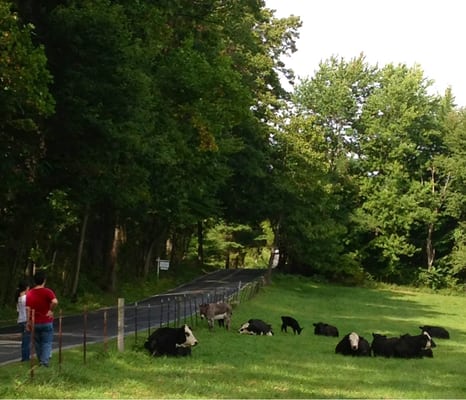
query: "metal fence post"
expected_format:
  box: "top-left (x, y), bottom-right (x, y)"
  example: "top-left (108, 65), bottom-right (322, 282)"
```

top-left (117, 298), bottom-right (124, 352)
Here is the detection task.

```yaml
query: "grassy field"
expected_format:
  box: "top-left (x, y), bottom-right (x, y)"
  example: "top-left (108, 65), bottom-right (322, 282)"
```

top-left (1, 273), bottom-right (466, 399)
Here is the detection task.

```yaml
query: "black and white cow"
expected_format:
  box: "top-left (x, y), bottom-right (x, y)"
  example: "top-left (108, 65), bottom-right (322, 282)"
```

top-left (281, 316), bottom-right (303, 335)
top-left (144, 324), bottom-right (198, 357)
top-left (239, 319), bottom-right (273, 336)
top-left (393, 332), bottom-right (434, 358)
top-left (199, 302), bottom-right (232, 330)
top-left (313, 322), bottom-right (339, 337)
top-left (419, 325), bottom-right (450, 339)
top-left (335, 332), bottom-right (371, 357)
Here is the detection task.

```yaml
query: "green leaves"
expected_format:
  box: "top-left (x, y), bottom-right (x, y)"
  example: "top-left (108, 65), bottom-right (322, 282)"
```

top-left (287, 54), bottom-right (466, 285)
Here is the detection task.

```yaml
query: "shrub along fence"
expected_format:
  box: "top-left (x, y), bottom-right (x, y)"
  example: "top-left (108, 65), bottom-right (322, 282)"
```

top-left (26, 277), bottom-right (265, 377)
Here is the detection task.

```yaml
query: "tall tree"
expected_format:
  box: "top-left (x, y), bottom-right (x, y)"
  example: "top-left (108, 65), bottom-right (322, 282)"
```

top-left (0, 0), bottom-right (54, 303)
top-left (355, 63), bottom-right (446, 282)
top-left (42, 0), bottom-right (154, 292)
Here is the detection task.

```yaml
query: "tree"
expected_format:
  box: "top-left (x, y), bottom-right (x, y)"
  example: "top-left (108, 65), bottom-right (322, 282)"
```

top-left (355, 63), bottom-right (447, 282)
top-left (41, 0), bottom-right (154, 292)
top-left (0, 0), bottom-right (54, 304)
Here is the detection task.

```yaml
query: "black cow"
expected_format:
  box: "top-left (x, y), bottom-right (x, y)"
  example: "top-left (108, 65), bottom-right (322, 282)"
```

top-left (281, 316), bottom-right (303, 335)
top-left (421, 348), bottom-right (434, 358)
top-left (419, 325), bottom-right (450, 339)
top-left (239, 319), bottom-right (273, 336)
top-left (371, 333), bottom-right (398, 357)
top-left (393, 332), bottom-right (434, 358)
top-left (335, 332), bottom-right (371, 357)
top-left (313, 322), bottom-right (339, 337)
top-left (175, 346), bottom-right (192, 357)
top-left (144, 324), bottom-right (198, 357)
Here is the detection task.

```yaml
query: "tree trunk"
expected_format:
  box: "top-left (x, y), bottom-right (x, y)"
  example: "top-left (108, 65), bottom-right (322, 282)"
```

top-left (71, 206), bottom-right (89, 300)
top-left (197, 220), bottom-right (204, 267)
top-left (425, 169), bottom-right (450, 271)
top-left (265, 219), bottom-right (281, 284)
top-left (426, 222), bottom-right (435, 271)
top-left (108, 224), bottom-right (121, 292)
top-left (143, 238), bottom-right (157, 279)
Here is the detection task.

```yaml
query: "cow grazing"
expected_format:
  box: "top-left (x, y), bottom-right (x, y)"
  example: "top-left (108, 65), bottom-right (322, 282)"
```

top-left (419, 325), bottom-right (450, 339)
top-left (281, 316), bottom-right (303, 335)
top-left (335, 332), bottom-right (371, 357)
top-left (313, 322), bottom-right (339, 337)
top-left (393, 332), bottom-right (434, 358)
top-left (371, 333), bottom-right (398, 357)
top-left (144, 324), bottom-right (198, 357)
top-left (199, 302), bottom-right (232, 330)
top-left (239, 319), bottom-right (273, 336)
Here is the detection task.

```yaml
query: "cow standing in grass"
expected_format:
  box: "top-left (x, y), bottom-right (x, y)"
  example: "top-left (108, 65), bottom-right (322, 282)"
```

top-left (281, 316), bottom-right (303, 335)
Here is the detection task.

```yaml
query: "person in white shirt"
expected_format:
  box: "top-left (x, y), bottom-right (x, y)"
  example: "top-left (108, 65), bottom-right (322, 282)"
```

top-left (15, 280), bottom-right (31, 362)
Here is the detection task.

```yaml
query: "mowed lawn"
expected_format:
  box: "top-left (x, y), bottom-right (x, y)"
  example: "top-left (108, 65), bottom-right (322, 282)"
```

top-left (1, 273), bottom-right (466, 399)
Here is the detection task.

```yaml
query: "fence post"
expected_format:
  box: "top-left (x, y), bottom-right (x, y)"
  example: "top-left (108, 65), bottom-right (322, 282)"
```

top-left (134, 302), bottom-right (138, 345)
top-left (147, 303), bottom-right (152, 334)
top-left (103, 309), bottom-right (108, 352)
top-left (118, 298), bottom-right (125, 352)
top-left (30, 309), bottom-right (35, 380)
top-left (83, 307), bottom-right (87, 364)
top-left (58, 310), bottom-right (63, 372)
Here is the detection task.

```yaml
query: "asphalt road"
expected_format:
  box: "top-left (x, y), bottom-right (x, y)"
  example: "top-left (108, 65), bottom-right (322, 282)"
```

top-left (0, 268), bottom-right (266, 366)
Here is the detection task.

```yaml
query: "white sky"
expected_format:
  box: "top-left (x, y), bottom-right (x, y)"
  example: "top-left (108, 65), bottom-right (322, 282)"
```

top-left (265, 0), bottom-right (466, 107)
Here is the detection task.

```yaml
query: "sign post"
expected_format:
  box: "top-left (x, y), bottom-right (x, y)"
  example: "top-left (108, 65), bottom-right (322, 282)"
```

top-left (156, 257), bottom-right (170, 279)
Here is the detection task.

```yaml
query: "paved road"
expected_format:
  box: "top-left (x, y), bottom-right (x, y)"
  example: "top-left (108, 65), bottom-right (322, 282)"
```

top-left (0, 268), bottom-right (266, 366)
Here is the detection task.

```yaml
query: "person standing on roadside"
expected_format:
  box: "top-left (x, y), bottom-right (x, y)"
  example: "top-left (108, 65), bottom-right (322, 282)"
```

top-left (26, 270), bottom-right (58, 367)
top-left (15, 280), bottom-right (31, 362)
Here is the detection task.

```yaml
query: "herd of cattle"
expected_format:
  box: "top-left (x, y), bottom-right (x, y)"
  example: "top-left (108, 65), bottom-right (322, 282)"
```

top-left (143, 301), bottom-right (450, 359)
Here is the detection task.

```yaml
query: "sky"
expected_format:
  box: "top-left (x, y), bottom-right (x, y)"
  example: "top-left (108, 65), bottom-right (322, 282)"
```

top-left (265, 0), bottom-right (465, 107)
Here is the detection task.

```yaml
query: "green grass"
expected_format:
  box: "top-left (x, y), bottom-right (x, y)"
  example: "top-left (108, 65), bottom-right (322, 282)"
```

top-left (1, 273), bottom-right (466, 398)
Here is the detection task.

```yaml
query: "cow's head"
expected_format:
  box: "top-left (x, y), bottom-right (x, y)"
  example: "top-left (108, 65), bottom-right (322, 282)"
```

top-left (421, 331), bottom-right (434, 349)
top-left (349, 332), bottom-right (360, 350)
top-left (177, 325), bottom-right (198, 348)
top-left (239, 322), bottom-right (255, 335)
top-left (199, 304), bottom-right (209, 319)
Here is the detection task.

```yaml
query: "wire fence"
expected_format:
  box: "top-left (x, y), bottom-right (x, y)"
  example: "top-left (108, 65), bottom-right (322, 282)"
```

top-left (24, 277), bottom-right (265, 377)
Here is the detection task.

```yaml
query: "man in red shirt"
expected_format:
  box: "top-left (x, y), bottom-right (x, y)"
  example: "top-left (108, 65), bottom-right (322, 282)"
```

top-left (26, 270), bottom-right (58, 367)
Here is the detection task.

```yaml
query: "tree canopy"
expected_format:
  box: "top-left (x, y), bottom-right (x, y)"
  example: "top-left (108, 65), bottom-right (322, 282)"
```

top-left (1, 0), bottom-right (465, 306)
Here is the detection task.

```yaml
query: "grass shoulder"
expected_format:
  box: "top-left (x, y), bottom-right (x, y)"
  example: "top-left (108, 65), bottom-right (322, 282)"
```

top-left (2, 272), bottom-right (466, 398)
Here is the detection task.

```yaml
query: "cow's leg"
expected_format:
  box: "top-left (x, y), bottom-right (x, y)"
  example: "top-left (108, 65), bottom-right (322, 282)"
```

top-left (225, 315), bottom-right (231, 330)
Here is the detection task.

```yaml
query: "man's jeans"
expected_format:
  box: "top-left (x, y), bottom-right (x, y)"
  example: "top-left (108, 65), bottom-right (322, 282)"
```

top-left (18, 322), bottom-right (30, 361)
top-left (33, 322), bottom-right (54, 366)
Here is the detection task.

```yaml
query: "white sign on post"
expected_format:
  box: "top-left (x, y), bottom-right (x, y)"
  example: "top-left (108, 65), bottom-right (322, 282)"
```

top-left (156, 257), bottom-right (170, 279)
top-left (159, 260), bottom-right (170, 270)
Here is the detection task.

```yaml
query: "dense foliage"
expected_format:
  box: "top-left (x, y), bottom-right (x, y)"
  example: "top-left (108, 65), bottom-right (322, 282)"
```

top-left (1, 0), bottom-right (465, 306)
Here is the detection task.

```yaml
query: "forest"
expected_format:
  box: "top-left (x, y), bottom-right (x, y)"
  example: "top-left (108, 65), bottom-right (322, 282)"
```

top-left (1, 0), bottom-right (465, 306)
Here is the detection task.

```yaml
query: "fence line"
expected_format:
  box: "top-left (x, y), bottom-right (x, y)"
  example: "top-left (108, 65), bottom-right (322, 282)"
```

top-left (25, 277), bottom-right (264, 376)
